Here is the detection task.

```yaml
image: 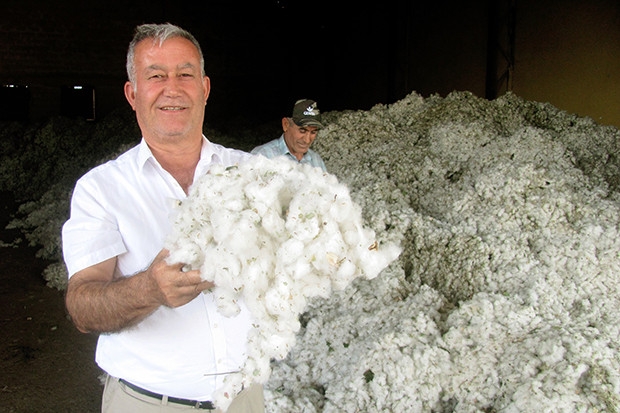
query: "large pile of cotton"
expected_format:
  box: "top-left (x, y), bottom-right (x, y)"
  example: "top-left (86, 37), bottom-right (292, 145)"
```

top-left (260, 91), bottom-right (620, 412)
top-left (165, 156), bottom-right (401, 410)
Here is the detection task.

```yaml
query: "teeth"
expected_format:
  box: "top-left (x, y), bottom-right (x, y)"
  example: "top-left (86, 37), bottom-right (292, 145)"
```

top-left (161, 107), bottom-right (183, 111)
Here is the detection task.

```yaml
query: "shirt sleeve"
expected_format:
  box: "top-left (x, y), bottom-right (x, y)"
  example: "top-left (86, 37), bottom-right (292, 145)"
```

top-left (62, 176), bottom-right (127, 277)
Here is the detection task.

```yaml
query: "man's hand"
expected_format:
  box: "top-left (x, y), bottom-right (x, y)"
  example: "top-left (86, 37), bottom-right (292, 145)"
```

top-left (147, 249), bottom-right (214, 308)
top-left (66, 249), bottom-right (213, 333)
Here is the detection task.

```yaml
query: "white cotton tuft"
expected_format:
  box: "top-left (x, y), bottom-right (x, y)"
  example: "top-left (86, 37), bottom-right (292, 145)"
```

top-left (260, 207), bottom-right (286, 237)
top-left (361, 243), bottom-right (403, 279)
top-left (212, 287), bottom-right (241, 317)
top-left (164, 155), bottom-right (401, 410)
top-left (276, 238), bottom-right (305, 265)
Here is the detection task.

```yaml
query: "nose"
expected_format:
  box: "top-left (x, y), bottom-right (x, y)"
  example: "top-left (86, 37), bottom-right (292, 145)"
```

top-left (163, 77), bottom-right (182, 97)
top-left (302, 129), bottom-right (317, 141)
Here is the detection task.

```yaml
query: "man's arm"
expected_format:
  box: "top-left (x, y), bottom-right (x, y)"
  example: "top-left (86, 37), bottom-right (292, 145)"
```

top-left (65, 249), bottom-right (214, 334)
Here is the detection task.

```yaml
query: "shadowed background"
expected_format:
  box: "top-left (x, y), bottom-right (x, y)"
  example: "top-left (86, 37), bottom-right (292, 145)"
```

top-left (1, 1), bottom-right (619, 128)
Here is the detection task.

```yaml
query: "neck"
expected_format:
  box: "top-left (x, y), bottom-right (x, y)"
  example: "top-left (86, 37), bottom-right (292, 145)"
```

top-left (148, 137), bottom-right (202, 194)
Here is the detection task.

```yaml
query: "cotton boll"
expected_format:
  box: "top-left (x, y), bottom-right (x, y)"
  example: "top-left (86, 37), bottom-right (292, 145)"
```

top-left (343, 225), bottom-right (364, 246)
top-left (262, 333), bottom-right (296, 360)
top-left (249, 183), bottom-right (286, 220)
top-left (211, 209), bottom-right (239, 243)
top-left (264, 284), bottom-right (294, 316)
top-left (312, 189), bottom-right (338, 217)
top-left (536, 339), bottom-right (566, 365)
top-left (237, 208), bottom-right (261, 231)
top-left (264, 293), bottom-right (296, 320)
top-left (348, 226), bottom-right (379, 254)
top-left (286, 210), bottom-right (320, 242)
top-left (165, 240), bottom-right (203, 270)
top-left (213, 287), bottom-right (241, 317)
top-left (208, 247), bottom-right (236, 277)
top-left (319, 226), bottom-right (347, 257)
top-left (243, 259), bottom-right (271, 296)
top-left (281, 287), bottom-right (311, 316)
top-left (287, 188), bottom-right (325, 228)
top-left (212, 371), bottom-right (245, 412)
top-left (222, 197), bottom-right (245, 212)
top-left (211, 247), bottom-right (242, 288)
top-left (333, 259), bottom-right (358, 289)
top-left (288, 259), bottom-right (313, 280)
top-left (260, 207), bottom-right (286, 237)
top-left (199, 245), bottom-right (222, 282)
top-left (329, 191), bottom-right (359, 223)
top-left (229, 210), bottom-right (262, 256)
top-left (279, 312), bottom-right (302, 334)
top-left (243, 353), bottom-right (272, 383)
top-left (277, 238), bottom-right (305, 265)
top-left (298, 272), bottom-right (332, 299)
top-left (244, 176), bottom-right (279, 207)
top-left (359, 244), bottom-right (402, 279)
top-left (303, 238), bottom-right (333, 275)
top-left (190, 226), bottom-right (214, 253)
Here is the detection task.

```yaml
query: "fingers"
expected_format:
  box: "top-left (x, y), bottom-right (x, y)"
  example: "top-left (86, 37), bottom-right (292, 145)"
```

top-left (178, 272), bottom-right (215, 295)
top-left (196, 279), bottom-right (215, 292)
top-left (148, 252), bottom-right (211, 307)
top-left (164, 268), bottom-right (205, 305)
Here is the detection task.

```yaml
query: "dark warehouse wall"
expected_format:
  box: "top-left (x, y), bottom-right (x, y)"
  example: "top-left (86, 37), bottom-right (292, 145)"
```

top-left (1, 0), bottom-right (619, 129)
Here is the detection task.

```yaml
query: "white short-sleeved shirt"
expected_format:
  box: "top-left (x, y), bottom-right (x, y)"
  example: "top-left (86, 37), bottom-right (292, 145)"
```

top-left (62, 137), bottom-right (254, 400)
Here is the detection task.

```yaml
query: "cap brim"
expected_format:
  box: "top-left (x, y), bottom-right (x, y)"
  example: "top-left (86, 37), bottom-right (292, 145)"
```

top-left (293, 118), bottom-right (324, 129)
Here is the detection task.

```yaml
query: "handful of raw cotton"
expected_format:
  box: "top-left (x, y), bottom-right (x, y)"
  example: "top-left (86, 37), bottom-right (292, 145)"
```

top-left (165, 154), bottom-right (401, 410)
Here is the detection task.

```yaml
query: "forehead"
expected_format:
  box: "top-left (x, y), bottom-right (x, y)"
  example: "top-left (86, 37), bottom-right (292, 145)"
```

top-left (134, 37), bottom-right (200, 67)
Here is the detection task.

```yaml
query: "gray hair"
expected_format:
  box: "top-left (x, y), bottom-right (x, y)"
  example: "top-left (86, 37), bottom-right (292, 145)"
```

top-left (126, 23), bottom-right (205, 85)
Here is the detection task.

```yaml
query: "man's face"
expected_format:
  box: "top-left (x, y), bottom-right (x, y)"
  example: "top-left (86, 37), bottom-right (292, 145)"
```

top-left (124, 37), bottom-right (210, 145)
top-left (282, 118), bottom-right (319, 161)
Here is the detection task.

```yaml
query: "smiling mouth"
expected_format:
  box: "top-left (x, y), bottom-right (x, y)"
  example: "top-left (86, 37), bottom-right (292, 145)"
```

top-left (160, 106), bottom-right (186, 111)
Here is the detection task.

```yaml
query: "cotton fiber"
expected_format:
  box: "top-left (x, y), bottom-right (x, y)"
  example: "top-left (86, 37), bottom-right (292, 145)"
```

top-left (165, 155), bottom-right (401, 410)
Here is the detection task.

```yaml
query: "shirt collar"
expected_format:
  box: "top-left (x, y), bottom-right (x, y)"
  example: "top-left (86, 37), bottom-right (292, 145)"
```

top-left (196, 136), bottom-right (223, 177)
top-left (278, 134), bottom-right (312, 162)
top-left (277, 134), bottom-right (291, 156)
top-left (137, 136), bottom-right (219, 174)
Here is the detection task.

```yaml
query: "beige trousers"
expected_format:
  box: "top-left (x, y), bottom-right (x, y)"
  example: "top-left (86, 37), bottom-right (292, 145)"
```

top-left (102, 375), bottom-right (264, 413)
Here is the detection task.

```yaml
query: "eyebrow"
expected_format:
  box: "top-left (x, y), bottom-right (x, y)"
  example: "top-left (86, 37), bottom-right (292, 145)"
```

top-left (177, 62), bottom-right (197, 71)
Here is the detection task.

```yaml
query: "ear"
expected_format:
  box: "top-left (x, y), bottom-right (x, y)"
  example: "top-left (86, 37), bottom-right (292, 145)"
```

top-left (281, 117), bottom-right (289, 132)
top-left (203, 76), bottom-right (211, 103)
top-left (124, 81), bottom-right (136, 110)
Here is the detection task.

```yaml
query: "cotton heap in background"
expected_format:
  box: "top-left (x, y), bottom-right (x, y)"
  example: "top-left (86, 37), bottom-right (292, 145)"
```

top-left (262, 91), bottom-right (620, 412)
top-left (165, 155), bottom-right (402, 410)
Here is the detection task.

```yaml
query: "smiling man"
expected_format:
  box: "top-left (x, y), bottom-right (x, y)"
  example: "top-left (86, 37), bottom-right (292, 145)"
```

top-left (62, 23), bottom-right (264, 412)
top-left (124, 30), bottom-right (211, 193)
top-left (251, 99), bottom-right (327, 171)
